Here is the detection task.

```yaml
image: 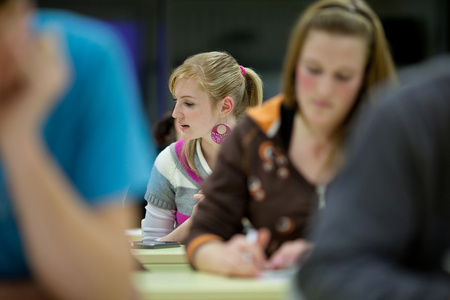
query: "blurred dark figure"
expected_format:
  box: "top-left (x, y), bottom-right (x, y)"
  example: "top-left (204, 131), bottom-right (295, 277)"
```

top-left (296, 56), bottom-right (450, 300)
top-left (153, 112), bottom-right (179, 153)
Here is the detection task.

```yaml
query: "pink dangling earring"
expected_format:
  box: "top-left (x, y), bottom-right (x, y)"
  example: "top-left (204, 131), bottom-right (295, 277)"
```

top-left (211, 123), bottom-right (231, 144)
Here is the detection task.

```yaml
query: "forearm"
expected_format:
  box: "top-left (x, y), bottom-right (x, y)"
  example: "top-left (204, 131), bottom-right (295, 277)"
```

top-left (160, 218), bottom-right (193, 244)
top-left (192, 241), bottom-right (229, 274)
top-left (1, 132), bottom-right (133, 300)
top-left (141, 204), bottom-right (176, 242)
top-left (191, 237), bottom-right (267, 277)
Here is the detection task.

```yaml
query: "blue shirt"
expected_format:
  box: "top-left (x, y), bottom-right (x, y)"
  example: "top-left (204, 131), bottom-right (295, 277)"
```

top-left (0, 10), bottom-right (156, 278)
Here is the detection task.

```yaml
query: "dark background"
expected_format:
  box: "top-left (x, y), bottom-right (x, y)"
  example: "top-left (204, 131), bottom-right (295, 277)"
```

top-left (37, 0), bottom-right (449, 125)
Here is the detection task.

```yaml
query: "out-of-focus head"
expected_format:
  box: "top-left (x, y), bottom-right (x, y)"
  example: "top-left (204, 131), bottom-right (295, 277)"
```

top-left (0, 0), bottom-right (33, 91)
top-left (153, 112), bottom-right (178, 148)
top-left (168, 51), bottom-right (263, 120)
top-left (282, 0), bottom-right (396, 116)
top-left (296, 29), bottom-right (368, 136)
top-left (0, 0), bottom-right (33, 45)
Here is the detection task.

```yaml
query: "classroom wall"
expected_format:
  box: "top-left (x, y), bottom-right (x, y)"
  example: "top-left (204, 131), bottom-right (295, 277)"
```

top-left (38, 0), bottom-right (449, 124)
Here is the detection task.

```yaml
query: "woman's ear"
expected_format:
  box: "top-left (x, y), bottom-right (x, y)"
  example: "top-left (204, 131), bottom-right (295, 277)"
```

top-left (219, 96), bottom-right (234, 118)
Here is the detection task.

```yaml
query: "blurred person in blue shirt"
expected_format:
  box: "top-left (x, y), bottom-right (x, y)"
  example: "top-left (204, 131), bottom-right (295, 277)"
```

top-left (0, 0), bottom-right (155, 299)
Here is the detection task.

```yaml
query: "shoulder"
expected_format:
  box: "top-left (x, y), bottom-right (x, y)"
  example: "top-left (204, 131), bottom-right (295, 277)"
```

top-left (154, 143), bottom-right (178, 167)
top-left (154, 142), bottom-right (191, 175)
top-left (376, 56), bottom-right (450, 118)
top-left (36, 9), bottom-right (143, 130)
top-left (227, 115), bottom-right (261, 142)
top-left (34, 9), bottom-right (131, 80)
top-left (34, 10), bottom-right (121, 48)
top-left (217, 116), bottom-right (263, 160)
top-left (147, 144), bottom-right (178, 185)
top-left (347, 58), bottom-right (450, 165)
top-left (245, 95), bottom-right (284, 134)
top-left (362, 61), bottom-right (450, 141)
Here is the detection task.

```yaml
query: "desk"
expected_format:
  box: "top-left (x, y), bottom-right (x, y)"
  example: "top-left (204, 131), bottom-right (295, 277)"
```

top-left (131, 245), bottom-right (188, 264)
top-left (125, 228), bottom-right (142, 242)
top-left (133, 267), bottom-right (291, 300)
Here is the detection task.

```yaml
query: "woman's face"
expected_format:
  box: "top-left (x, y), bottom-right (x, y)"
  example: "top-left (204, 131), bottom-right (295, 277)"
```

top-left (295, 29), bottom-right (367, 135)
top-left (172, 77), bottom-right (219, 141)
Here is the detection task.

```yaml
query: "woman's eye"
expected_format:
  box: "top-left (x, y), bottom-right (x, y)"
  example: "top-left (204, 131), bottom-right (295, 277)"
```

top-left (335, 74), bottom-right (351, 82)
top-left (307, 67), bottom-right (321, 75)
top-left (184, 102), bottom-right (193, 107)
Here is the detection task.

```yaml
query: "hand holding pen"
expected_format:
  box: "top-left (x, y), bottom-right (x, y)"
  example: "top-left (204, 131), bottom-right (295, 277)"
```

top-left (222, 226), bottom-right (271, 277)
top-left (191, 228), bottom-right (270, 278)
top-left (241, 218), bottom-right (313, 271)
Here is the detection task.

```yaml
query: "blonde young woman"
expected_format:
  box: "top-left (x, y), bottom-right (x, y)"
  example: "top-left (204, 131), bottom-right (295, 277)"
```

top-left (142, 51), bottom-right (263, 243)
top-left (186, 0), bottom-right (396, 277)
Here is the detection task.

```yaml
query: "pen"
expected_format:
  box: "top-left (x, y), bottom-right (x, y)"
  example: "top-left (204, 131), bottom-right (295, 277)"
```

top-left (246, 228), bottom-right (258, 244)
top-left (242, 218), bottom-right (258, 263)
top-left (242, 217), bottom-right (258, 243)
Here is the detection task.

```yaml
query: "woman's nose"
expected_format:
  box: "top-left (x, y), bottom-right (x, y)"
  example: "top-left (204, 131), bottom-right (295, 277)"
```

top-left (316, 76), bottom-right (334, 98)
top-left (172, 102), bottom-right (182, 119)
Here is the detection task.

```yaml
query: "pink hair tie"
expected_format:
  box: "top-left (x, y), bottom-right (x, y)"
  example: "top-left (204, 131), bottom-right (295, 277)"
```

top-left (239, 65), bottom-right (246, 77)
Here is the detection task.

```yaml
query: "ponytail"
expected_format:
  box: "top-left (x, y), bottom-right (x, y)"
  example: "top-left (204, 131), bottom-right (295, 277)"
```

top-left (233, 67), bottom-right (263, 118)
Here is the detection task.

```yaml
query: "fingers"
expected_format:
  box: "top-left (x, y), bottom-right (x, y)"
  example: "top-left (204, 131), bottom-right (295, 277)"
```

top-left (192, 190), bottom-right (205, 216)
top-left (266, 239), bottom-right (314, 270)
top-left (223, 234), bottom-right (268, 277)
top-left (192, 193), bottom-right (205, 201)
top-left (256, 227), bottom-right (271, 249)
top-left (26, 31), bottom-right (69, 100)
top-left (192, 190), bottom-right (204, 201)
top-left (0, 30), bottom-right (70, 136)
top-left (223, 251), bottom-right (261, 278)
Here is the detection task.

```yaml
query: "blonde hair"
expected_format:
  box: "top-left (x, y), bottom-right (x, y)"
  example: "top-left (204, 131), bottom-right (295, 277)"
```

top-left (169, 51), bottom-right (263, 177)
top-left (281, 0), bottom-right (396, 177)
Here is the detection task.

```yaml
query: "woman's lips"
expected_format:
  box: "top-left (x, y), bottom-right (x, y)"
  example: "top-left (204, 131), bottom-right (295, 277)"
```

top-left (313, 100), bottom-right (331, 108)
top-left (179, 124), bottom-right (190, 131)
